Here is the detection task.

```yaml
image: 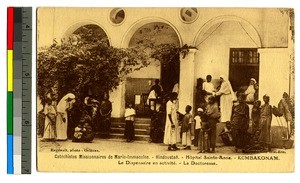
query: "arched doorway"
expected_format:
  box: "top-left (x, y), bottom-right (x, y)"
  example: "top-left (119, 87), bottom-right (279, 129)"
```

top-left (63, 24), bottom-right (111, 138)
top-left (194, 16), bottom-right (261, 92)
top-left (125, 22), bottom-right (181, 116)
top-left (72, 24), bottom-right (109, 46)
top-left (67, 24), bottom-right (110, 100)
top-left (193, 16), bottom-right (262, 143)
top-left (63, 22), bottom-right (111, 45)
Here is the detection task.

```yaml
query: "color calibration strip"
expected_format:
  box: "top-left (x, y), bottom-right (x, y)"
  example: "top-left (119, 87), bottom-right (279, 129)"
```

top-left (7, 7), bottom-right (14, 174)
top-left (7, 7), bottom-right (32, 174)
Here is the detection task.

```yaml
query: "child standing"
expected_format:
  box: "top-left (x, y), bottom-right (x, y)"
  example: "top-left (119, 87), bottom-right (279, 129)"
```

top-left (199, 121), bottom-right (211, 153)
top-left (124, 103), bottom-right (136, 142)
top-left (194, 108), bottom-right (204, 147)
top-left (259, 95), bottom-right (272, 152)
top-left (181, 105), bottom-right (194, 150)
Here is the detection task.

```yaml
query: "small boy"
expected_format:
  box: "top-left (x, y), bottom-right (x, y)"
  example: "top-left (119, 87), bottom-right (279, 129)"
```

top-left (194, 108), bottom-right (204, 147)
top-left (199, 121), bottom-right (211, 153)
top-left (124, 103), bottom-right (136, 142)
top-left (181, 105), bottom-right (194, 150)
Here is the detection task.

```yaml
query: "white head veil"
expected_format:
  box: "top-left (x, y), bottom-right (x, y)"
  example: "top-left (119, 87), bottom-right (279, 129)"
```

top-left (220, 75), bottom-right (236, 101)
top-left (57, 93), bottom-right (76, 113)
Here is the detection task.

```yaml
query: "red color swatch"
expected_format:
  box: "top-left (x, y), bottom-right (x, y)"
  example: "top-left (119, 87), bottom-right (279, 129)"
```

top-left (7, 7), bottom-right (14, 50)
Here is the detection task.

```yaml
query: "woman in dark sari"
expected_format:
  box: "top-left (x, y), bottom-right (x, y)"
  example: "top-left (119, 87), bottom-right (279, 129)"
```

top-left (231, 93), bottom-right (250, 152)
top-left (99, 92), bottom-right (112, 137)
top-left (83, 89), bottom-right (100, 133)
top-left (259, 95), bottom-right (272, 152)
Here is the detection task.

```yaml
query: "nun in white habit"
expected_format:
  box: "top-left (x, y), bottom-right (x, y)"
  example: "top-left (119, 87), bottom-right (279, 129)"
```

top-left (215, 75), bottom-right (236, 122)
top-left (56, 93), bottom-right (76, 140)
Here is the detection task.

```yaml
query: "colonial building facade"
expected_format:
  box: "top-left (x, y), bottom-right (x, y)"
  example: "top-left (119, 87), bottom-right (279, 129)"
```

top-left (38, 8), bottom-right (294, 126)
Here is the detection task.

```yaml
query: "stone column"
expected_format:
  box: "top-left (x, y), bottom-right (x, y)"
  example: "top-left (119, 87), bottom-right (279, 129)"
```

top-left (178, 48), bottom-right (197, 113)
top-left (109, 81), bottom-right (126, 118)
top-left (258, 48), bottom-right (290, 106)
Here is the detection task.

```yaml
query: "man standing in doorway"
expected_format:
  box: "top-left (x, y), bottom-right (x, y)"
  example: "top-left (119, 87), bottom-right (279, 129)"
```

top-left (149, 79), bottom-right (163, 97)
top-left (203, 75), bottom-right (215, 103)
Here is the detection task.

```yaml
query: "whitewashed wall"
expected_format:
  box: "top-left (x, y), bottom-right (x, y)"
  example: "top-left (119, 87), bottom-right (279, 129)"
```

top-left (37, 8), bottom-right (291, 118)
top-left (259, 48), bottom-right (290, 126)
top-left (194, 21), bottom-right (258, 80)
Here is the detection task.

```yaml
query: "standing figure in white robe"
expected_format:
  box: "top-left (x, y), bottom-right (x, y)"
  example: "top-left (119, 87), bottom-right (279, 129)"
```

top-left (56, 93), bottom-right (76, 140)
top-left (164, 92), bottom-right (179, 150)
top-left (244, 78), bottom-right (257, 120)
top-left (215, 75), bottom-right (236, 122)
top-left (244, 78), bottom-right (256, 103)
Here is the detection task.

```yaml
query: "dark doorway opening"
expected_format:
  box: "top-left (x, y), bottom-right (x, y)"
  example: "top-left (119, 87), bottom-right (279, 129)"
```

top-left (160, 56), bottom-right (180, 94)
top-left (229, 48), bottom-right (259, 92)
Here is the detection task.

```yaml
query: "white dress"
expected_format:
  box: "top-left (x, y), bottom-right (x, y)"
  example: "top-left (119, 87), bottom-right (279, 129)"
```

top-left (163, 100), bottom-right (178, 145)
top-left (245, 85), bottom-right (255, 102)
top-left (216, 81), bottom-right (234, 122)
top-left (56, 93), bottom-right (75, 140)
top-left (43, 104), bottom-right (56, 140)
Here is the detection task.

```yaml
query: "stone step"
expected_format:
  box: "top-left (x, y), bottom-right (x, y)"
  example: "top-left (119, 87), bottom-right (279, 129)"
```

top-left (135, 117), bottom-right (152, 121)
top-left (111, 123), bottom-right (150, 130)
top-left (110, 133), bottom-right (150, 141)
top-left (111, 118), bottom-right (151, 125)
top-left (110, 118), bottom-right (151, 141)
top-left (111, 127), bottom-right (149, 135)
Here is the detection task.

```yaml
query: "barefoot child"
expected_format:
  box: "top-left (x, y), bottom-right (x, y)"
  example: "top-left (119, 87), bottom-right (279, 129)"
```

top-left (124, 103), bottom-right (136, 142)
top-left (181, 105), bottom-right (194, 150)
top-left (199, 121), bottom-right (211, 153)
top-left (194, 108), bottom-right (204, 147)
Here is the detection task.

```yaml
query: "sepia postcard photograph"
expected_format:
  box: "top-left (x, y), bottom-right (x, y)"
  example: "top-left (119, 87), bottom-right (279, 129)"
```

top-left (36, 7), bottom-right (295, 172)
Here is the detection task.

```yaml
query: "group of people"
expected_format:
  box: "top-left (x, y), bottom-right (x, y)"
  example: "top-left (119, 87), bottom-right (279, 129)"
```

top-left (83, 91), bottom-right (112, 137)
top-left (40, 90), bottom-right (112, 143)
top-left (162, 74), bottom-right (277, 153)
top-left (40, 76), bottom-right (293, 152)
top-left (163, 92), bottom-right (221, 152)
top-left (42, 93), bottom-right (76, 141)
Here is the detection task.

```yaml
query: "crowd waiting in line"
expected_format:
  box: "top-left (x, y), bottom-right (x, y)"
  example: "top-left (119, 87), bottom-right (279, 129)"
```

top-left (149, 76), bottom-right (294, 153)
top-left (39, 91), bottom-right (112, 143)
top-left (38, 75), bottom-right (294, 154)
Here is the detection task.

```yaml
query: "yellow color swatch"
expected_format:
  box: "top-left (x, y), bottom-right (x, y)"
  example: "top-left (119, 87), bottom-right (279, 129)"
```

top-left (7, 50), bottom-right (13, 91)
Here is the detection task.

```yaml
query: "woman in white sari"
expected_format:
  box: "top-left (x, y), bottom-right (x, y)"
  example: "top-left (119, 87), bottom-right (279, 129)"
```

top-left (43, 97), bottom-right (57, 140)
top-left (56, 93), bottom-right (76, 140)
top-left (215, 75), bottom-right (236, 122)
top-left (163, 92), bottom-right (179, 151)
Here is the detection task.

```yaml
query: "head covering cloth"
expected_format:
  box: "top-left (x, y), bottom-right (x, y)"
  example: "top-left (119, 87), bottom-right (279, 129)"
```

top-left (220, 74), bottom-right (236, 101)
top-left (57, 93), bottom-right (75, 113)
